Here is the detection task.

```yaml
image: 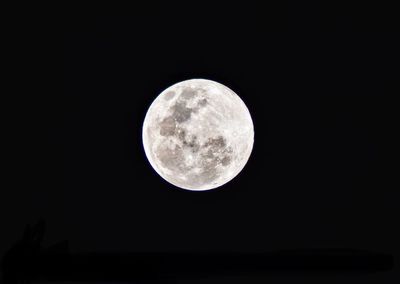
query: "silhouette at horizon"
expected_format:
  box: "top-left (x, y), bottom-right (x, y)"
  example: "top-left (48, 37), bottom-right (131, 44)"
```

top-left (2, 220), bottom-right (394, 283)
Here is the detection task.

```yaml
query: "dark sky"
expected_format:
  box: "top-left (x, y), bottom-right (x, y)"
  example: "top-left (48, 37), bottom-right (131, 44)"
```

top-left (3, 2), bottom-right (399, 282)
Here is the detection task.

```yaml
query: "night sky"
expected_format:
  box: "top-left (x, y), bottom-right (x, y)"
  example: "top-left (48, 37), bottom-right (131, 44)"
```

top-left (3, 2), bottom-right (399, 283)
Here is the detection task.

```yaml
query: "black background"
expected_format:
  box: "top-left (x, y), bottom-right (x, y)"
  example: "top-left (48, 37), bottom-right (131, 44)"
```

top-left (3, 1), bottom-right (399, 283)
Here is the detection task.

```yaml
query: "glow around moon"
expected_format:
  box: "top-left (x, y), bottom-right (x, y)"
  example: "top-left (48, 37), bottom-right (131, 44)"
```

top-left (142, 79), bottom-right (254, 191)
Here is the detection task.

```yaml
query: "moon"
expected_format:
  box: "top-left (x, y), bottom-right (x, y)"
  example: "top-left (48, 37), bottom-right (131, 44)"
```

top-left (142, 79), bottom-right (254, 191)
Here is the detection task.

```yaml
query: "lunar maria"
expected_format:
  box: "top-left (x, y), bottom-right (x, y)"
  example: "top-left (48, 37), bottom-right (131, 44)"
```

top-left (142, 79), bottom-right (254, 191)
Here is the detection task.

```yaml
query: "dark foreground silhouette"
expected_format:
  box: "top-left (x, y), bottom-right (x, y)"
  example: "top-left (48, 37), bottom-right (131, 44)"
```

top-left (2, 220), bottom-right (394, 283)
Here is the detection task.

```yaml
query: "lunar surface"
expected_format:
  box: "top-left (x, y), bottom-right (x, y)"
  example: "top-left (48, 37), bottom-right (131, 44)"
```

top-left (142, 79), bottom-right (254, 191)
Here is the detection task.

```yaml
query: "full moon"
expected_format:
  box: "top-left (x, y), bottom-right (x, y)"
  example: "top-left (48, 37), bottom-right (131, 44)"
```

top-left (142, 79), bottom-right (254, 191)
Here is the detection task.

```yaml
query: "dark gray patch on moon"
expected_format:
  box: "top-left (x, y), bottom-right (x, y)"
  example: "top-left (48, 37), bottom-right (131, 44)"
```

top-left (221, 156), bottom-right (231, 166)
top-left (186, 134), bottom-right (200, 153)
top-left (192, 99), bottom-right (207, 114)
top-left (201, 135), bottom-right (233, 168)
top-left (180, 88), bottom-right (197, 100)
top-left (172, 101), bottom-right (193, 123)
top-left (157, 145), bottom-right (186, 172)
top-left (198, 98), bottom-right (208, 107)
top-left (159, 116), bottom-right (176, 136)
top-left (177, 127), bottom-right (186, 141)
top-left (164, 91), bottom-right (175, 101)
top-left (204, 136), bottom-right (226, 149)
top-left (163, 89), bottom-right (209, 127)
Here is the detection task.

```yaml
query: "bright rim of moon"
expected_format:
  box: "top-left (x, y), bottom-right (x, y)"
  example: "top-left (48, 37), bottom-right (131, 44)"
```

top-left (142, 79), bottom-right (254, 191)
